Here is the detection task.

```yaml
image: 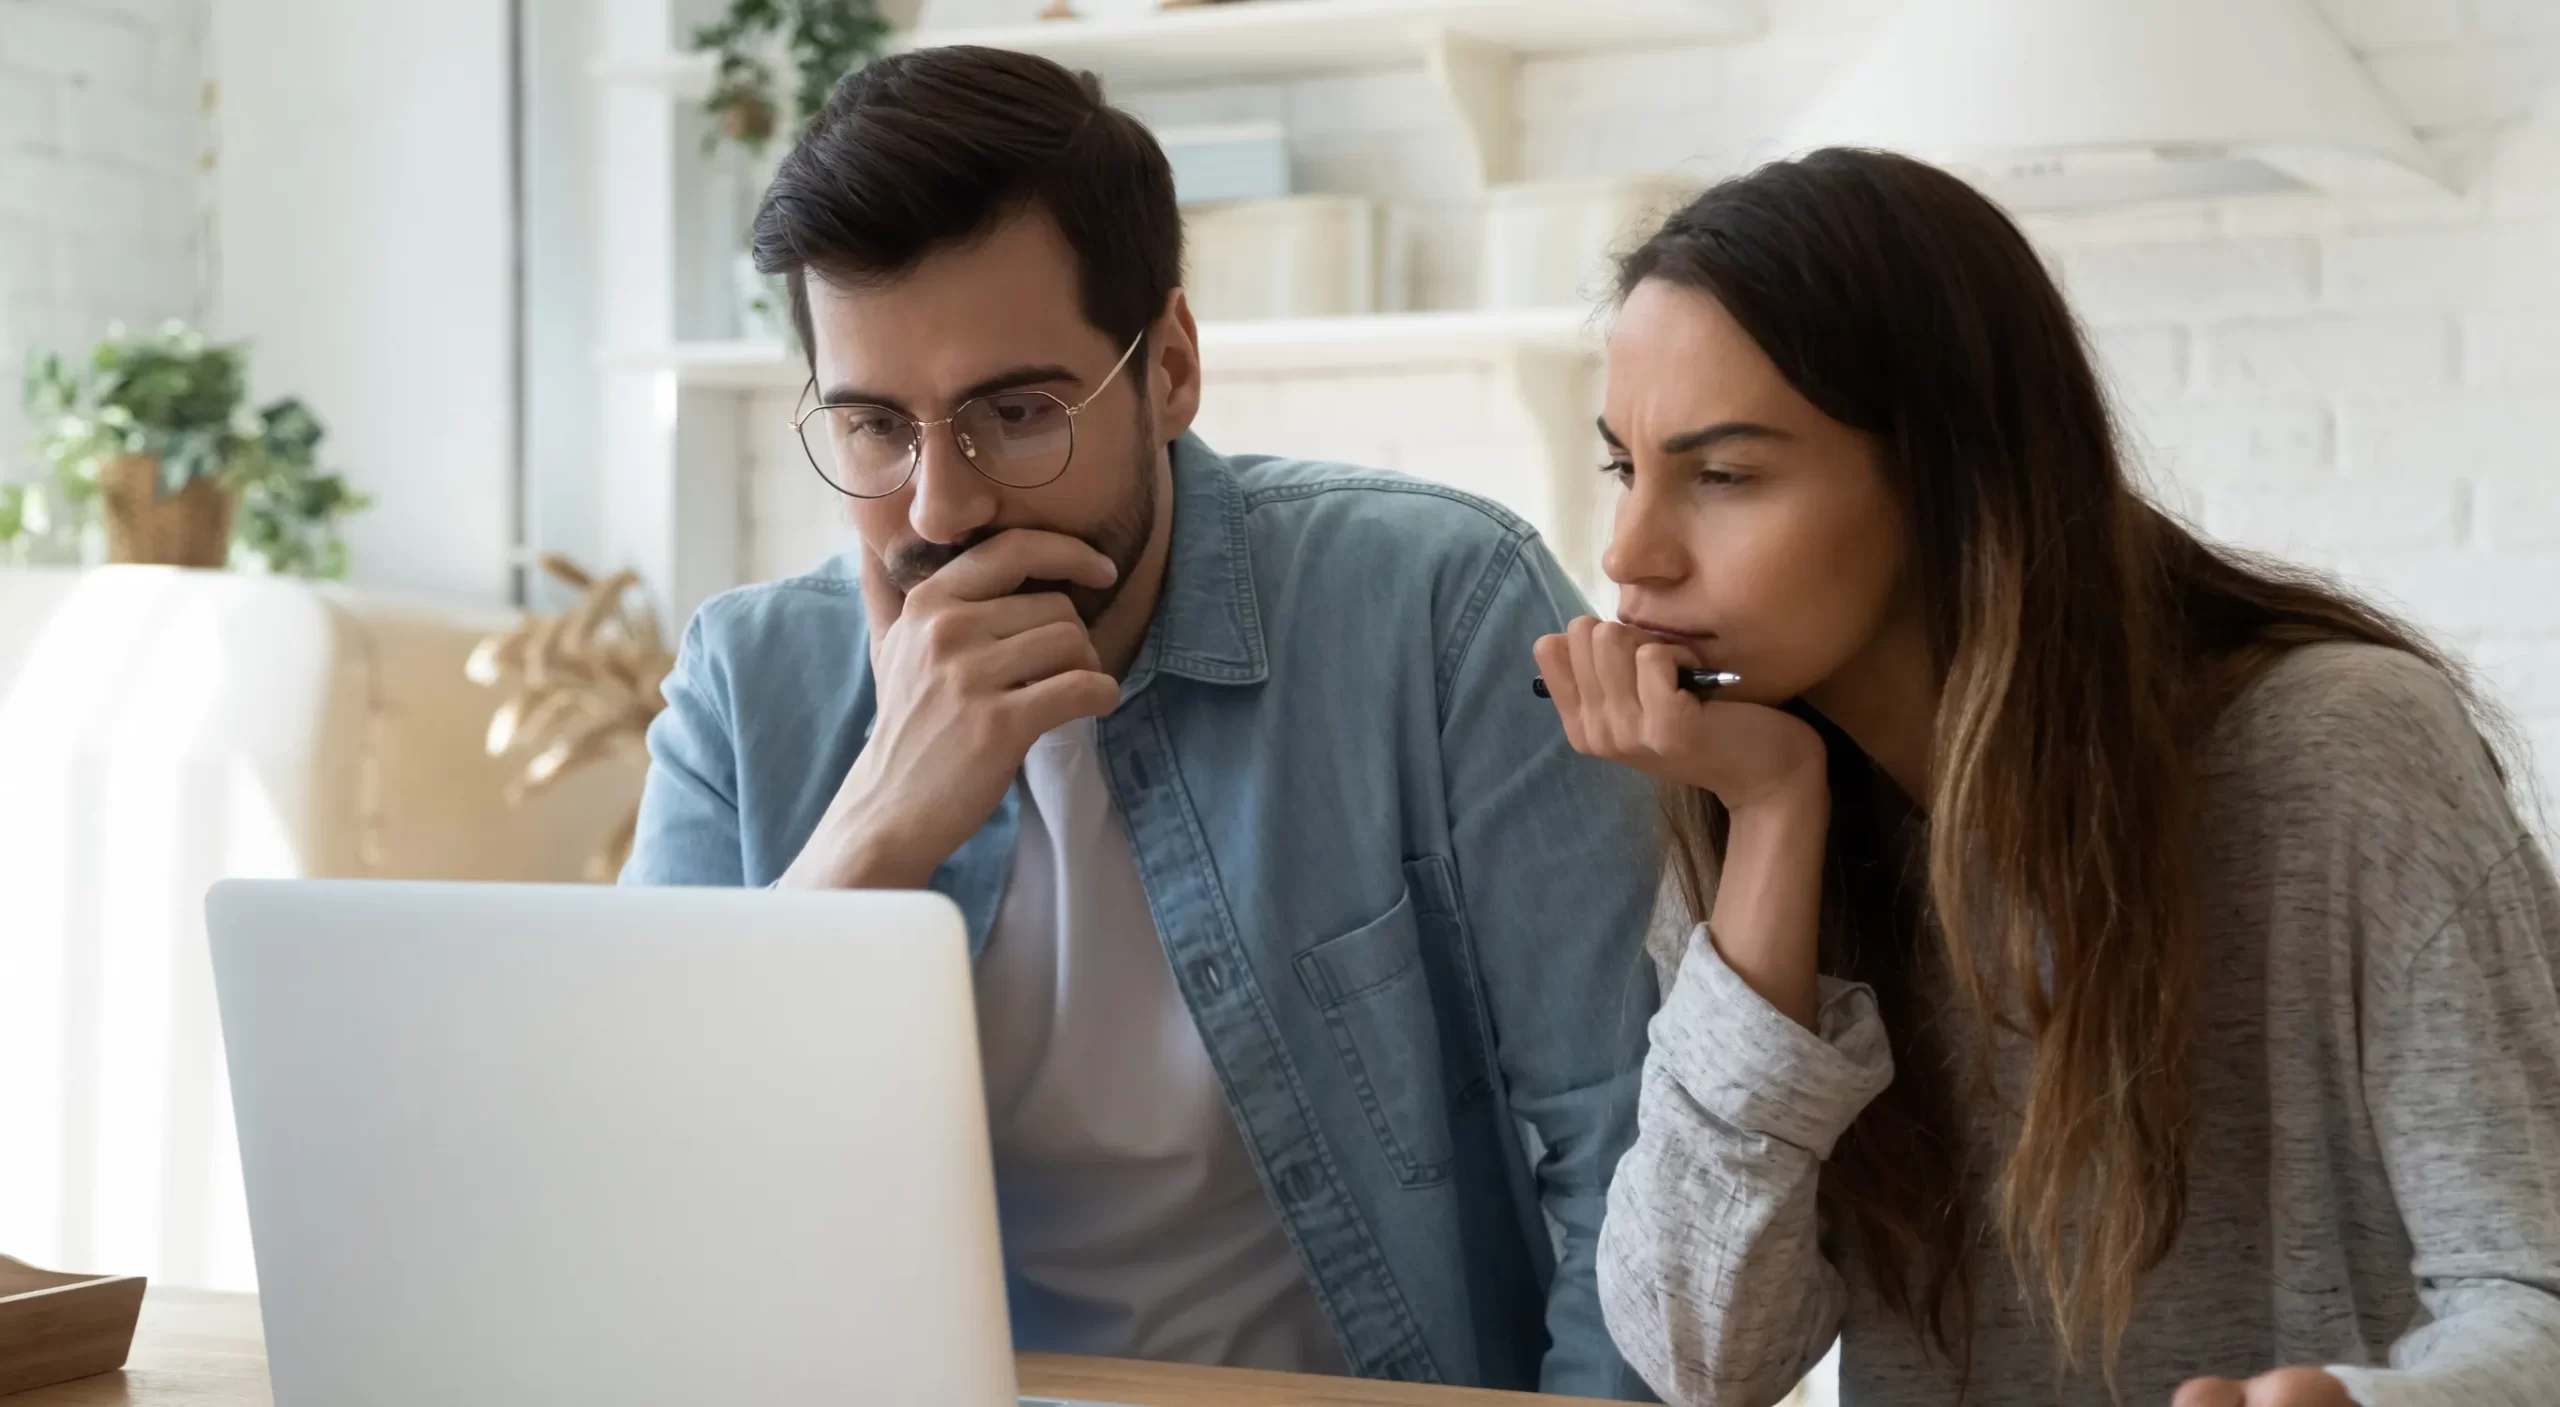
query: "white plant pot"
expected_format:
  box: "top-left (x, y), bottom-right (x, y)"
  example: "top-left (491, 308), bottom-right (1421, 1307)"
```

top-left (1183, 195), bottom-right (1376, 323)
top-left (1479, 176), bottom-right (1702, 311)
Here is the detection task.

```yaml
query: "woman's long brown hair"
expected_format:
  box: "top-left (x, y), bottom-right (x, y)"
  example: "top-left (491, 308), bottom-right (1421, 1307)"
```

top-left (1624, 149), bottom-right (2504, 1379)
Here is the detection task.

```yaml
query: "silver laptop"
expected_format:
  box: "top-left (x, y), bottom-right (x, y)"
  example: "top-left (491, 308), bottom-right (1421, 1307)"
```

top-left (208, 879), bottom-right (1125, 1407)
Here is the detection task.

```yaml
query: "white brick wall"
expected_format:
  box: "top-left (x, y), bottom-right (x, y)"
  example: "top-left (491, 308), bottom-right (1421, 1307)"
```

top-left (2466, 308), bottom-right (2560, 384)
top-left (2198, 313), bottom-right (2462, 394)
top-left (732, 0), bottom-right (2560, 819)
top-left (0, 0), bottom-right (210, 476)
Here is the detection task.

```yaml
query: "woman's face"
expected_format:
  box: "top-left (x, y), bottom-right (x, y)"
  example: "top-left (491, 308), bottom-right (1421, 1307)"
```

top-left (1599, 277), bottom-right (1910, 708)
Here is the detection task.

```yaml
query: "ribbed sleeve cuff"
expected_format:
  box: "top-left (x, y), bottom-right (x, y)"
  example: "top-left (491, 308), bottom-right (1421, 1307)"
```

top-left (1647, 924), bottom-right (1895, 1159)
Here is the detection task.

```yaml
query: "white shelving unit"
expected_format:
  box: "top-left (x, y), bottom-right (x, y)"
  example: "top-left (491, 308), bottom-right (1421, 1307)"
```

top-left (608, 339), bottom-right (805, 391)
top-left (1202, 305), bottom-right (1601, 371)
top-left (906, 0), bottom-right (1758, 82)
top-left (609, 306), bottom-right (1604, 388)
top-left (910, 0), bottom-right (1757, 185)
top-left (588, 50), bottom-right (721, 96)
top-left (604, 0), bottom-right (1754, 92)
top-left (590, 0), bottom-right (1752, 612)
top-left (593, 0), bottom-right (1760, 184)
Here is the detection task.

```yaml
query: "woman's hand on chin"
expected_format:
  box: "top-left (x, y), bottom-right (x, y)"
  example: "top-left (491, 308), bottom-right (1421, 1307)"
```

top-left (1533, 616), bottom-right (1827, 815)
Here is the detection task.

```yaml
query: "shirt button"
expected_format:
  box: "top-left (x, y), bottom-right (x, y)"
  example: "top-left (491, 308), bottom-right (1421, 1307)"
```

top-left (1191, 958), bottom-right (1225, 995)
top-left (1282, 1164), bottom-right (1319, 1203)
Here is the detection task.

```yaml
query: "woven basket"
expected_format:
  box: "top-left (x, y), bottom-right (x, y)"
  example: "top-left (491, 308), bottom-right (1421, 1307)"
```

top-left (98, 454), bottom-right (237, 568)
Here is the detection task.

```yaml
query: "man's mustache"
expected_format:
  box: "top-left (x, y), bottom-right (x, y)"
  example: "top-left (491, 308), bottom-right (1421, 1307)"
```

top-left (885, 537), bottom-right (1074, 600)
top-left (884, 535), bottom-right (981, 589)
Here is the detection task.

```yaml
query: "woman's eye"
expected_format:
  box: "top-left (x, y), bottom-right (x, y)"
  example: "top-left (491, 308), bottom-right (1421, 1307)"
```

top-left (1598, 458), bottom-right (1750, 488)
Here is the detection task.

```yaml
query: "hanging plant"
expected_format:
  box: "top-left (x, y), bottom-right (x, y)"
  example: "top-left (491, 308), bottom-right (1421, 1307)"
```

top-left (690, 0), bottom-right (894, 156)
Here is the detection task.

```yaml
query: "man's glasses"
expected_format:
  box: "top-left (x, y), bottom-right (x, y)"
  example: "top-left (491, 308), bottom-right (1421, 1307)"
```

top-left (789, 333), bottom-right (1145, 500)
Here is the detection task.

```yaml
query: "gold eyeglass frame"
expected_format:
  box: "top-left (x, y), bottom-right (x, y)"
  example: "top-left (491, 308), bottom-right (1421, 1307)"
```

top-left (789, 331), bottom-right (1146, 500)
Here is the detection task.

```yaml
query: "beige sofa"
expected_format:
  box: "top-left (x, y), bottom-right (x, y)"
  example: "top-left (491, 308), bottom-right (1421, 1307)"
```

top-left (0, 566), bottom-right (645, 1291)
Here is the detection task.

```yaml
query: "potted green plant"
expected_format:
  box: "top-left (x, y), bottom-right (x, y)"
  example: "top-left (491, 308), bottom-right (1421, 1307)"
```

top-left (690, 0), bottom-right (898, 157)
top-left (692, 1), bottom-right (908, 341)
top-left (10, 321), bottom-right (370, 577)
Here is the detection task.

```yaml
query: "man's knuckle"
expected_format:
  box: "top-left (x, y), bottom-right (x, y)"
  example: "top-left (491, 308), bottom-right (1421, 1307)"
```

top-left (919, 610), bottom-right (967, 651)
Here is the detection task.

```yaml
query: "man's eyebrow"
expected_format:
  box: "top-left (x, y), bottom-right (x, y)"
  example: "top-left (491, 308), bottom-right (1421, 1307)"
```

top-left (819, 362), bottom-right (1083, 413)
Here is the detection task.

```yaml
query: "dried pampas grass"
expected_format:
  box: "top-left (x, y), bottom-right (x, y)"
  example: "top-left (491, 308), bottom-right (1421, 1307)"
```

top-left (468, 554), bottom-right (672, 880)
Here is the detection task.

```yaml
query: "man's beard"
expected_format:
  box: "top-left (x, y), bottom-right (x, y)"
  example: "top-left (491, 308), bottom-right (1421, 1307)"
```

top-left (883, 416), bottom-right (1158, 627)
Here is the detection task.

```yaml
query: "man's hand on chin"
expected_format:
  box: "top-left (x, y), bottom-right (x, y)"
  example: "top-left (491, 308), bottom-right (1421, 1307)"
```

top-left (776, 529), bottom-right (1120, 891)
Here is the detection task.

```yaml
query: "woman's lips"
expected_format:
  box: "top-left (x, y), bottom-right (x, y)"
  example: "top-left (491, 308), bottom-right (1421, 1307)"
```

top-left (1615, 614), bottom-right (1714, 646)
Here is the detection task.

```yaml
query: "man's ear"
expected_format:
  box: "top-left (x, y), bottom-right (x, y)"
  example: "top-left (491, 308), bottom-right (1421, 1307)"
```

top-left (1152, 288), bottom-right (1203, 444)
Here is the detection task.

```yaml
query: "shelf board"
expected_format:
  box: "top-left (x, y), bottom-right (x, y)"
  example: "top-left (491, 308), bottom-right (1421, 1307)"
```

top-left (591, 50), bottom-right (720, 102)
top-left (592, 0), bottom-right (1759, 98)
top-left (606, 339), bottom-right (807, 390)
top-left (605, 307), bottom-right (1604, 389)
top-left (1200, 305), bottom-right (1600, 371)
top-left (906, 0), bottom-right (1760, 87)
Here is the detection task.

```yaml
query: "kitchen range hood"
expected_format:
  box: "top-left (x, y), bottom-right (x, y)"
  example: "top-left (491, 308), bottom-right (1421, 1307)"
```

top-left (1787, 0), bottom-right (2442, 209)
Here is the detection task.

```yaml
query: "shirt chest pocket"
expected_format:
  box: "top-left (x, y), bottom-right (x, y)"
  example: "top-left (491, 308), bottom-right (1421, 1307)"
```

top-left (1293, 881), bottom-right (1469, 1188)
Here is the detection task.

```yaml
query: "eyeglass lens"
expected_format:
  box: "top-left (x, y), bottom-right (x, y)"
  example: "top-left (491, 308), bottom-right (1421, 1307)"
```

top-left (803, 391), bottom-right (1074, 497)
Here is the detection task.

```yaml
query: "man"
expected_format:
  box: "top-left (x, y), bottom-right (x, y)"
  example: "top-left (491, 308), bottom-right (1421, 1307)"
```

top-left (622, 44), bottom-right (1661, 1399)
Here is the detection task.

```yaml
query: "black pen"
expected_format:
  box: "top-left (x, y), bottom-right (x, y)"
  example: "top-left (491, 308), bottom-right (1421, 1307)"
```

top-left (1533, 668), bottom-right (1741, 699)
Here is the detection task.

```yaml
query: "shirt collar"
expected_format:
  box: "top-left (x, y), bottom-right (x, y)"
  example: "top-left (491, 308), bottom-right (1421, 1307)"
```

top-left (1119, 432), bottom-right (1268, 699)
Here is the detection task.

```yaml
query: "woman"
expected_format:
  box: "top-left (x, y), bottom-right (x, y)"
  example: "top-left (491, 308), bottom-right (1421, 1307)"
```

top-left (1537, 148), bottom-right (2560, 1407)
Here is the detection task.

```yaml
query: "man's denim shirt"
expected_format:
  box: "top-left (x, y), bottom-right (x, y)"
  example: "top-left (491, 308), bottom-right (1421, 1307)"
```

top-left (623, 434), bottom-right (1664, 1398)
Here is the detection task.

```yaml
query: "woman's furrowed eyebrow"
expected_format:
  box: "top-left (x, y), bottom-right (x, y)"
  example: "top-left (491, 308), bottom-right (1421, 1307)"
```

top-left (1596, 416), bottom-right (1794, 454)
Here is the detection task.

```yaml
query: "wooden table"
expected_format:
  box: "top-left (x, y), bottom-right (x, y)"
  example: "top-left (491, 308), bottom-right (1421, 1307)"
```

top-left (14, 1289), bottom-right (1597, 1406)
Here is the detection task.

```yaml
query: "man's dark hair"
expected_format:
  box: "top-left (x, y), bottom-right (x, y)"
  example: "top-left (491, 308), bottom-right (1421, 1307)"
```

top-left (751, 45), bottom-right (1182, 365)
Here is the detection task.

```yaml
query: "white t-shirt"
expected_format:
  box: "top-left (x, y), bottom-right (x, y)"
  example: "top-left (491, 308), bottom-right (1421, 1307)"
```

top-left (974, 719), bottom-right (1345, 1375)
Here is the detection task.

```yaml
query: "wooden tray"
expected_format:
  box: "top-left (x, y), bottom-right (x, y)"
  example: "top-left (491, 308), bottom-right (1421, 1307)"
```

top-left (0, 1257), bottom-right (146, 1398)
